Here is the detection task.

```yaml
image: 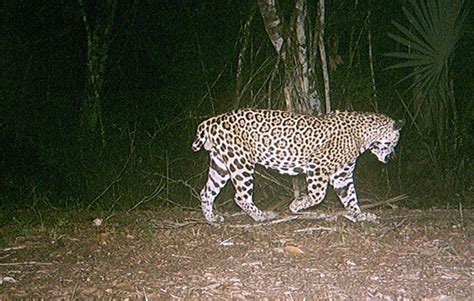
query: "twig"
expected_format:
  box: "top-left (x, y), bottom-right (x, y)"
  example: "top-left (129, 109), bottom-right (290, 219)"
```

top-left (87, 123), bottom-right (137, 210)
top-left (215, 198), bottom-right (235, 209)
top-left (228, 215), bottom-right (299, 228)
top-left (0, 261), bottom-right (53, 266)
top-left (153, 219), bottom-right (206, 229)
top-left (154, 173), bottom-right (200, 200)
top-left (294, 226), bottom-right (336, 233)
top-left (222, 211), bottom-right (247, 217)
top-left (87, 177), bottom-right (123, 210)
top-left (143, 287), bottom-right (149, 301)
top-left (171, 254), bottom-right (193, 260)
top-left (155, 196), bottom-right (195, 210)
top-left (128, 181), bottom-right (165, 212)
top-left (359, 194), bottom-right (409, 210)
top-left (255, 169), bottom-right (292, 194)
top-left (1, 246), bottom-right (26, 252)
top-left (219, 235), bottom-right (240, 246)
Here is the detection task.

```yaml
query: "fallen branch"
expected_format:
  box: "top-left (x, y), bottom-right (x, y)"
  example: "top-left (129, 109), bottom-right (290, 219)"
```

top-left (294, 194), bottom-right (409, 218)
top-left (153, 195), bottom-right (409, 229)
top-left (227, 194), bottom-right (409, 228)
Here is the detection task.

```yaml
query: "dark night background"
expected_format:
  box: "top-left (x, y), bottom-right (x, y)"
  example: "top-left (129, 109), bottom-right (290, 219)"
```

top-left (1, 0), bottom-right (473, 211)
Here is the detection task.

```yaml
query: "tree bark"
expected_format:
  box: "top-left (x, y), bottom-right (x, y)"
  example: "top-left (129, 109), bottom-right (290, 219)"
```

top-left (257, 0), bottom-right (284, 55)
top-left (293, 0), bottom-right (310, 114)
top-left (317, 0), bottom-right (331, 113)
top-left (258, 0), bottom-right (326, 197)
top-left (235, 6), bottom-right (256, 108)
top-left (258, 0), bottom-right (323, 115)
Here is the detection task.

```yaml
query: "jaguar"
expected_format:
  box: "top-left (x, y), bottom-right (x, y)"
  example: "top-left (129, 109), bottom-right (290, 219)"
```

top-left (192, 109), bottom-right (403, 223)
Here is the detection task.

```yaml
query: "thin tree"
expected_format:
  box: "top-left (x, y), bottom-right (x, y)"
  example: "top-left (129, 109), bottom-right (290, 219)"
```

top-left (78, 0), bottom-right (117, 143)
top-left (317, 0), bottom-right (330, 113)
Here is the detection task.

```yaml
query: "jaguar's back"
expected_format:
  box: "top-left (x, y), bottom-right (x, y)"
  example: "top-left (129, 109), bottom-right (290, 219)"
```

top-left (193, 109), bottom-right (403, 223)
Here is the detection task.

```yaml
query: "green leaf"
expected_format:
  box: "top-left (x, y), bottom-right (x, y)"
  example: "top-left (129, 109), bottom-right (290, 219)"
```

top-left (385, 0), bottom-right (467, 135)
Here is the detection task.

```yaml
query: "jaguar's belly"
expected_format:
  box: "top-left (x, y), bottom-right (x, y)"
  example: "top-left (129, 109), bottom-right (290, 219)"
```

top-left (257, 156), bottom-right (307, 176)
top-left (193, 108), bottom-right (402, 224)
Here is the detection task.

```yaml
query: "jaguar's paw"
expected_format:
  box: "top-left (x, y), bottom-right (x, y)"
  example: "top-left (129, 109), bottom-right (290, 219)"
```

top-left (253, 211), bottom-right (277, 222)
top-left (344, 211), bottom-right (378, 223)
top-left (205, 214), bottom-right (225, 224)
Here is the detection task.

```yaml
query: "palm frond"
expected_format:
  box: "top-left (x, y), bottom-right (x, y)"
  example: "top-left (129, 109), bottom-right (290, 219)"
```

top-left (388, 25), bottom-right (434, 55)
top-left (385, 0), bottom-right (468, 135)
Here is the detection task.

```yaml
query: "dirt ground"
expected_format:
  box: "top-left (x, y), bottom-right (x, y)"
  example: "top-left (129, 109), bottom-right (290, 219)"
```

top-left (0, 207), bottom-right (472, 299)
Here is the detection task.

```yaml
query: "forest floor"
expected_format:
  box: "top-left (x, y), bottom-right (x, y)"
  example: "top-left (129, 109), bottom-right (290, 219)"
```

top-left (0, 207), bottom-right (472, 299)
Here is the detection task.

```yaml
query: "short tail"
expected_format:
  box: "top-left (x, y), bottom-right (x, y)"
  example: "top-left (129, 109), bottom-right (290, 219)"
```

top-left (191, 123), bottom-right (207, 152)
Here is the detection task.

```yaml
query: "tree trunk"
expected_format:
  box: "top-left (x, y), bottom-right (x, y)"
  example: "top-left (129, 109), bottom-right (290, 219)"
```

top-left (78, 0), bottom-right (117, 143)
top-left (235, 6), bottom-right (256, 108)
top-left (317, 0), bottom-right (331, 114)
top-left (258, 0), bottom-right (326, 198)
top-left (257, 0), bottom-right (323, 115)
top-left (257, 0), bottom-right (284, 55)
top-left (292, 0), bottom-right (311, 114)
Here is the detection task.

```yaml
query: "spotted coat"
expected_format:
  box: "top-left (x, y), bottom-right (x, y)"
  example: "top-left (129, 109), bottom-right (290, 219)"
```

top-left (192, 109), bottom-right (403, 223)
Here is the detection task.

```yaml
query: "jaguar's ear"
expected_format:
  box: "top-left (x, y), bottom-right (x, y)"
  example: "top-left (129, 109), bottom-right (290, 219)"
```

top-left (393, 119), bottom-right (405, 131)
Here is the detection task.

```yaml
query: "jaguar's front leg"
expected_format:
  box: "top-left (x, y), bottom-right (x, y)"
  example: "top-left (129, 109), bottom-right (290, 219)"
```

top-left (331, 163), bottom-right (377, 222)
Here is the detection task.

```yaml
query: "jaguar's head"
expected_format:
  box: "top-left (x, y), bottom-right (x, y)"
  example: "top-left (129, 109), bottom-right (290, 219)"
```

top-left (369, 119), bottom-right (404, 163)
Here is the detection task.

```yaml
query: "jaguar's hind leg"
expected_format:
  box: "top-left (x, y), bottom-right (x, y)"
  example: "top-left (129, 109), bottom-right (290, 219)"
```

top-left (228, 159), bottom-right (276, 222)
top-left (200, 150), bottom-right (230, 223)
